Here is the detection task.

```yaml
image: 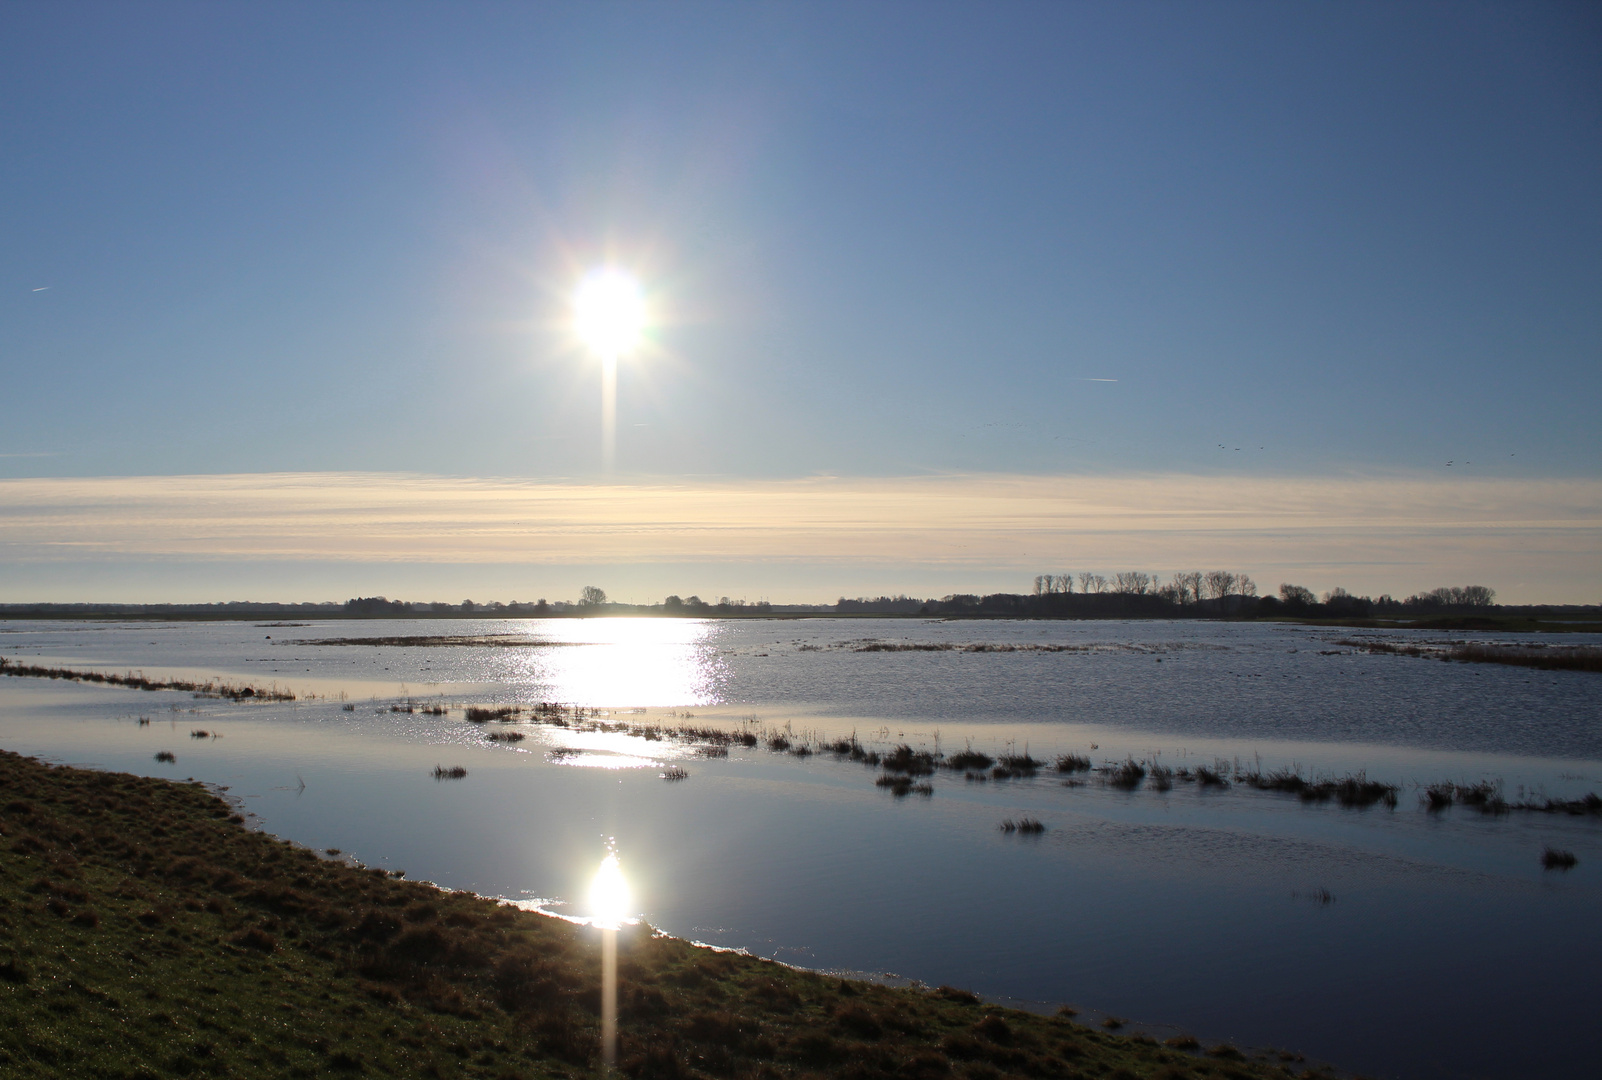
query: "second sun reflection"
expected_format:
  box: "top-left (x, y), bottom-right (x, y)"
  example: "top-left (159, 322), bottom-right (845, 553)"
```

top-left (590, 848), bottom-right (633, 1073)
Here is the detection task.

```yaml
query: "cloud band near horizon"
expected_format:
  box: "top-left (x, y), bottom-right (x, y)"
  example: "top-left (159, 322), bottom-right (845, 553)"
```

top-left (0, 471), bottom-right (1596, 605)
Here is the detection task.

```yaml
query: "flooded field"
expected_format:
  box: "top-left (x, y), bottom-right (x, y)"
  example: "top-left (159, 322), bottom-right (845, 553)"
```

top-left (1, 617), bottom-right (1598, 1080)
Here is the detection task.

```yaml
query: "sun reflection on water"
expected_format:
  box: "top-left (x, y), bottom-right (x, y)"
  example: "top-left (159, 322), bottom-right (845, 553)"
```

top-left (508, 617), bottom-right (722, 707)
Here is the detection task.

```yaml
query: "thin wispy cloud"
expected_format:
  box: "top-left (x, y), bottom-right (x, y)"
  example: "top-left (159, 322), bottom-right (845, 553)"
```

top-left (0, 472), bottom-right (1594, 602)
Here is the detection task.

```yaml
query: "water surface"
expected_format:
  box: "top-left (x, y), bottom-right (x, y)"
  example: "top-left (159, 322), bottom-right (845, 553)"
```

top-left (1, 617), bottom-right (1597, 1080)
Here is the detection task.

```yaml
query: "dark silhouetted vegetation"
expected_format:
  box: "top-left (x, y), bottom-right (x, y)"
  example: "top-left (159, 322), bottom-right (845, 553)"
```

top-left (1101, 759), bottom-right (1147, 790)
top-left (1541, 847), bottom-right (1578, 870)
top-left (1237, 767), bottom-right (1398, 809)
top-left (881, 745), bottom-right (938, 776)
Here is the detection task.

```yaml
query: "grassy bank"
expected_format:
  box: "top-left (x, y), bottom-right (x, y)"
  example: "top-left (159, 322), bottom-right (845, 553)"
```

top-left (0, 752), bottom-right (1331, 1080)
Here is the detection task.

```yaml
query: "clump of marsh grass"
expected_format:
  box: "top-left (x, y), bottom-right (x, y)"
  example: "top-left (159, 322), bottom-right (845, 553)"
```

top-left (1239, 766), bottom-right (1398, 809)
top-left (1417, 779), bottom-right (1511, 814)
top-left (1148, 764), bottom-right (1174, 792)
top-left (695, 745), bottom-right (729, 758)
top-left (484, 730), bottom-right (525, 742)
top-left (945, 745), bottom-right (995, 771)
top-left (432, 765), bottom-right (468, 780)
top-left (1513, 792), bottom-right (1602, 815)
top-left (875, 775), bottom-right (933, 797)
top-left (189, 730), bottom-right (215, 739)
top-left (153, 751), bottom-right (175, 763)
top-left (767, 733), bottom-right (792, 752)
top-left (1541, 847), bottom-right (1577, 870)
top-left (341, 703), bottom-right (357, 712)
top-left (882, 744), bottom-right (937, 775)
top-left (999, 818), bottom-right (1044, 834)
top-left (1311, 773), bottom-right (1398, 809)
top-left (996, 751), bottom-right (1042, 774)
top-left (1054, 753), bottom-right (1091, 773)
top-left (1422, 782), bottom-right (1456, 811)
top-left (1101, 759), bottom-right (1146, 790)
top-left (464, 706), bottom-right (519, 724)
top-left (823, 734), bottom-right (874, 759)
top-left (1194, 764), bottom-right (1229, 788)
top-left (660, 767), bottom-right (689, 782)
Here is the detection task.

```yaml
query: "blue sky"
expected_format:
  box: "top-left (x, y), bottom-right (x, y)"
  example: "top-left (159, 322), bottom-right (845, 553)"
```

top-left (1, 2), bottom-right (1598, 602)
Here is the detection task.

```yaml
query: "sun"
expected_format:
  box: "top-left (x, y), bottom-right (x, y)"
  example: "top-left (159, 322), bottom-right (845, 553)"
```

top-left (573, 269), bottom-right (645, 357)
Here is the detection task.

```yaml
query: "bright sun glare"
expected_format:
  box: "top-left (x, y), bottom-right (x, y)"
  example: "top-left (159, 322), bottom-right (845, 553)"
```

top-left (574, 269), bottom-right (645, 357)
top-left (589, 851), bottom-right (631, 930)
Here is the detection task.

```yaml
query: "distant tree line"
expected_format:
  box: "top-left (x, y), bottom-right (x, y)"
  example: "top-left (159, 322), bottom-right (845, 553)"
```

top-left (909, 573), bottom-right (1499, 619)
top-left (663, 594), bottom-right (773, 615)
top-left (0, 581), bottom-right (1548, 623)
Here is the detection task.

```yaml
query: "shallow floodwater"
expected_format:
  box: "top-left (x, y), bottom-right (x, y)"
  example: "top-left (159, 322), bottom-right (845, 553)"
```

top-left (1, 617), bottom-right (1599, 1080)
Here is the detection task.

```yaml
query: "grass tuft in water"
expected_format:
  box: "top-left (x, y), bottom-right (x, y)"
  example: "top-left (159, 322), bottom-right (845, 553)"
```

top-left (881, 745), bottom-right (938, 775)
top-left (945, 747), bottom-right (995, 771)
top-left (1102, 759), bottom-right (1146, 790)
top-left (1541, 846), bottom-right (1578, 870)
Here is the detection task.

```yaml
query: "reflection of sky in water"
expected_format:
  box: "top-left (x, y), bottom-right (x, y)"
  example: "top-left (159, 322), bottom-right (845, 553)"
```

top-left (511, 618), bottom-right (722, 707)
top-left (2, 629), bottom-right (1601, 1080)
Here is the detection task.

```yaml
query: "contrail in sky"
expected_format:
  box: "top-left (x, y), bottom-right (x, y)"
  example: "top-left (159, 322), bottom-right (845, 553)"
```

top-left (32, 287), bottom-right (49, 292)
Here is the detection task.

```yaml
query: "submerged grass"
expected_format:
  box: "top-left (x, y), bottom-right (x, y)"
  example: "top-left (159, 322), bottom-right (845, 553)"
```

top-left (1541, 846), bottom-right (1578, 870)
top-left (464, 706), bottom-right (521, 724)
top-left (1336, 638), bottom-right (1602, 673)
top-left (1237, 767), bottom-right (1398, 809)
top-left (0, 656), bottom-right (293, 701)
top-left (881, 745), bottom-right (937, 776)
top-left (1101, 759), bottom-right (1147, 790)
